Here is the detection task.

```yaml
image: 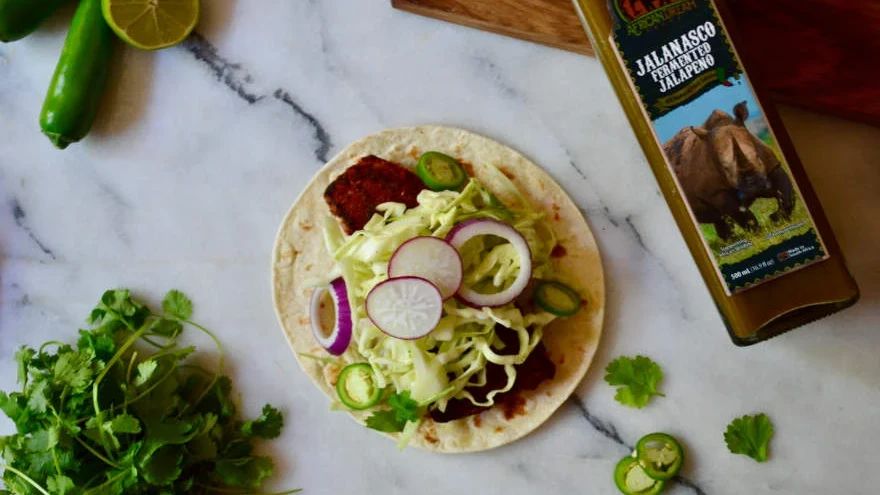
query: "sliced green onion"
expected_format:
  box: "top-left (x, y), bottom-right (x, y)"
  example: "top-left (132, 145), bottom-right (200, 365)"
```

top-left (336, 363), bottom-right (382, 410)
top-left (636, 432), bottom-right (684, 481)
top-left (614, 456), bottom-right (665, 495)
top-left (534, 281), bottom-right (582, 317)
top-left (416, 152), bottom-right (467, 191)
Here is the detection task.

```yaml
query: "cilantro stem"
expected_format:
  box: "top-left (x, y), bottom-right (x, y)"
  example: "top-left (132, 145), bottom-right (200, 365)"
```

top-left (92, 324), bottom-right (150, 459)
top-left (174, 317), bottom-right (224, 414)
top-left (179, 363), bottom-right (213, 375)
top-left (1, 464), bottom-right (50, 495)
top-left (59, 385), bottom-right (70, 412)
top-left (119, 361), bottom-right (178, 408)
top-left (192, 482), bottom-right (303, 494)
top-left (72, 354), bottom-right (180, 424)
top-left (83, 469), bottom-right (128, 495)
top-left (74, 433), bottom-right (123, 469)
top-left (126, 350), bottom-right (139, 386)
top-left (142, 334), bottom-right (178, 350)
top-left (38, 340), bottom-right (66, 356)
top-left (51, 447), bottom-right (63, 476)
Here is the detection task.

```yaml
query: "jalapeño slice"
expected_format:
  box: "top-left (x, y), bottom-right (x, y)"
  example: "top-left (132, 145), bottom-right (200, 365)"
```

top-left (336, 363), bottom-right (382, 410)
top-left (614, 456), bottom-right (665, 495)
top-left (636, 432), bottom-right (684, 481)
top-left (534, 281), bottom-right (582, 317)
top-left (416, 152), bottom-right (466, 191)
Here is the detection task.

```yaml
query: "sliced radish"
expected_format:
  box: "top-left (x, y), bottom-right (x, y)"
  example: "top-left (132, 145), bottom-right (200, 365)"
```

top-left (365, 277), bottom-right (443, 340)
top-left (445, 218), bottom-right (533, 308)
top-left (309, 278), bottom-right (353, 355)
top-left (388, 236), bottom-right (463, 300)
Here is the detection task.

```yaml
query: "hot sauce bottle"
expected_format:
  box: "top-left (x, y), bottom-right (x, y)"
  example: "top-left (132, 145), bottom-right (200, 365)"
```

top-left (573, 0), bottom-right (859, 345)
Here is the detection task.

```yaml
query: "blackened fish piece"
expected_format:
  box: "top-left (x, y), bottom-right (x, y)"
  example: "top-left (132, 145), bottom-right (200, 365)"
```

top-left (323, 155), bottom-right (425, 234)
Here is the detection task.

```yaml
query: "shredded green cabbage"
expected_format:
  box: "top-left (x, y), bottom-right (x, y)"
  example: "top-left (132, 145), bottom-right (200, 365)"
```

top-left (322, 175), bottom-right (559, 412)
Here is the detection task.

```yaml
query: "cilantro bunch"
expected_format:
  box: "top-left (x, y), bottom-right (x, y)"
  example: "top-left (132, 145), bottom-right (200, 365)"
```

top-left (0, 289), bottom-right (299, 495)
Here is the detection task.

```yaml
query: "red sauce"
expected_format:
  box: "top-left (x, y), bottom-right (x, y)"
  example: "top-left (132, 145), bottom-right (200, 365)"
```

top-left (502, 394), bottom-right (527, 420)
top-left (551, 245), bottom-right (567, 258)
top-left (429, 324), bottom-right (555, 423)
top-left (423, 424), bottom-right (439, 444)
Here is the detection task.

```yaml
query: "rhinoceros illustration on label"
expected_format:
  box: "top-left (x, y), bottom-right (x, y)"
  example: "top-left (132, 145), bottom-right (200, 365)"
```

top-left (663, 101), bottom-right (795, 241)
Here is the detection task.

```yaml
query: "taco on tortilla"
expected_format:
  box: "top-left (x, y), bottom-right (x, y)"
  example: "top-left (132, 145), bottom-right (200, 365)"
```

top-left (272, 126), bottom-right (604, 453)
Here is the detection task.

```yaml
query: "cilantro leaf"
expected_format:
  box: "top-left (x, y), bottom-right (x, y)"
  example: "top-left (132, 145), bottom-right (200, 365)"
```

top-left (26, 381), bottom-right (51, 414)
top-left (604, 355), bottom-right (665, 408)
top-left (135, 360), bottom-right (158, 387)
top-left (53, 349), bottom-right (95, 392)
top-left (88, 289), bottom-right (149, 331)
top-left (0, 391), bottom-right (26, 426)
top-left (187, 434), bottom-right (217, 462)
top-left (109, 414), bottom-right (142, 435)
top-left (162, 290), bottom-right (192, 320)
top-left (15, 347), bottom-right (35, 388)
top-left (47, 474), bottom-right (75, 495)
top-left (241, 405), bottom-right (283, 439)
top-left (365, 391), bottom-right (423, 433)
top-left (197, 375), bottom-right (235, 419)
top-left (724, 413), bottom-right (774, 462)
top-left (27, 450), bottom-right (57, 477)
top-left (149, 318), bottom-right (183, 338)
top-left (25, 426), bottom-right (59, 452)
top-left (139, 444), bottom-right (184, 486)
top-left (365, 410), bottom-right (405, 433)
top-left (215, 456), bottom-right (275, 489)
top-left (77, 330), bottom-right (117, 362)
top-left (142, 417), bottom-right (200, 446)
top-left (388, 391), bottom-right (420, 423)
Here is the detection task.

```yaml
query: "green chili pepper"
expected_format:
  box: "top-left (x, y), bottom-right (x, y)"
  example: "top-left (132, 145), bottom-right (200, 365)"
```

top-left (614, 456), bottom-right (665, 495)
top-left (0, 0), bottom-right (69, 42)
top-left (336, 363), bottom-right (382, 410)
top-left (39, 0), bottom-right (114, 149)
top-left (636, 432), bottom-right (684, 481)
top-left (416, 152), bottom-right (467, 191)
top-left (534, 281), bottom-right (582, 317)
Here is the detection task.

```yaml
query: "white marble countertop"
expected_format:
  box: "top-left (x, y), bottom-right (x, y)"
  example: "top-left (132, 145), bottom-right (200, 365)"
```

top-left (2, 1), bottom-right (880, 493)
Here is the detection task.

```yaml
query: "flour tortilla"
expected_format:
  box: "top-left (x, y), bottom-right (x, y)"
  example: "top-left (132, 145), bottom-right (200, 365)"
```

top-left (271, 126), bottom-right (604, 453)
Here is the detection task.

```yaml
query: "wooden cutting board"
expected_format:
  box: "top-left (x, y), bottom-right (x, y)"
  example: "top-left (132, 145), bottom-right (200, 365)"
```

top-left (392, 0), bottom-right (880, 127)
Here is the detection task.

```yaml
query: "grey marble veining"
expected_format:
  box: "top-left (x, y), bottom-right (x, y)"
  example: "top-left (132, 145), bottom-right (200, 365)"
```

top-left (2, 1), bottom-right (880, 494)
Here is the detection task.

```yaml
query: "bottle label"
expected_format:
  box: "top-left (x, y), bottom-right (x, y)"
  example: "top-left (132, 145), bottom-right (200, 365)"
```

top-left (609, 0), bottom-right (828, 294)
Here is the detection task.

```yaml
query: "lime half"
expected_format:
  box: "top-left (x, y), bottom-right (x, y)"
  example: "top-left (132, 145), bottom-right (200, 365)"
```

top-left (102, 0), bottom-right (200, 50)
